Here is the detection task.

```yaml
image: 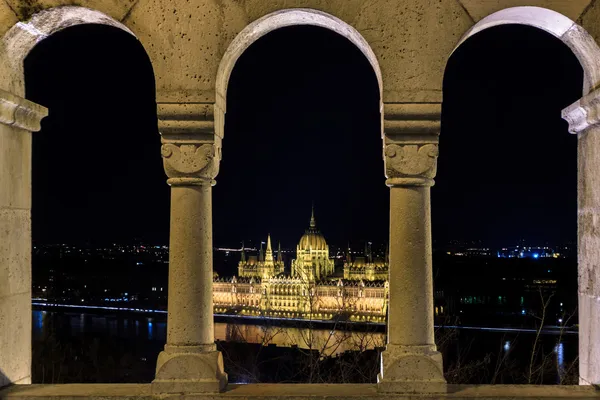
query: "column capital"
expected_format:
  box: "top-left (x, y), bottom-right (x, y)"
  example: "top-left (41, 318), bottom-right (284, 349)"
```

top-left (383, 103), bottom-right (440, 187)
top-left (562, 87), bottom-right (600, 134)
top-left (158, 102), bottom-right (222, 186)
top-left (0, 89), bottom-right (47, 132)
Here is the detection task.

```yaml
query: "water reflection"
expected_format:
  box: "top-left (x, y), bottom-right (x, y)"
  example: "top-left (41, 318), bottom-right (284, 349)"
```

top-left (555, 341), bottom-right (565, 382)
top-left (31, 310), bottom-right (578, 384)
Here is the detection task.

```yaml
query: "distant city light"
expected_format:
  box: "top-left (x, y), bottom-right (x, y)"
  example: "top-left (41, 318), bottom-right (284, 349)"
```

top-left (533, 253), bottom-right (539, 259)
top-left (503, 341), bottom-right (510, 351)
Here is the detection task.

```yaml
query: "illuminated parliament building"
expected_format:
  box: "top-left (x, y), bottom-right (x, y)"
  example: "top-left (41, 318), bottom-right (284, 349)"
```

top-left (213, 208), bottom-right (389, 322)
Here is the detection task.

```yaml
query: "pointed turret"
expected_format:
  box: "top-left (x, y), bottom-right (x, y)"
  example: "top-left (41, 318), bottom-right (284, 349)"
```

top-left (346, 243), bottom-right (352, 264)
top-left (259, 241), bottom-right (264, 262)
top-left (384, 242), bottom-right (389, 264)
top-left (310, 203), bottom-right (316, 229)
top-left (240, 241), bottom-right (246, 262)
top-left (265, 234), bottom-right (274, 263)
top-left (365, 242), bottom-right (373, 263)
top-left (277, 241), bottom-right (283, 262)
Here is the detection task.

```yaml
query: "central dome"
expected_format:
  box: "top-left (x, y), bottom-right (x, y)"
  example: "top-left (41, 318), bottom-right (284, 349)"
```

top-left (298, 206), bottom-right (327, 251)
top-left (299, 230), bottom-right (328, 251)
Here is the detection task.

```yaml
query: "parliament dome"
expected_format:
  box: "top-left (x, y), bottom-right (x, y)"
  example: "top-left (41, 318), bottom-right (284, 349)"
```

top-left (298, 207), bottom-right (328, 251)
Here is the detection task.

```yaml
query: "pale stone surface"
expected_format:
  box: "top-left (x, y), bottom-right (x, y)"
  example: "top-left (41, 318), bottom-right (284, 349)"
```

top-left (459, 0), bottom-right (592, 22)
top-left (153, 107), bottom-right (226, 393)
top-left (562, 88), bottom-right (600, 385)
top-left (0, 292), bottom-right (32, 387)
top-left (0, 208), bottom-right (31, 299)
top-left (379, 103), bottom-right (444, 392)
top-left (3, 383), bottom-right (600, 400)
top-left (2, 0), bottom-right (600, 393)
top-left (454, 7), bottom-right (600, 96)
top-left (0, 90), bottom-right (45, 389)
top-left (0, 1), bottom-right (17, 37)
top-left (0, 6), bottom-right (136, 96)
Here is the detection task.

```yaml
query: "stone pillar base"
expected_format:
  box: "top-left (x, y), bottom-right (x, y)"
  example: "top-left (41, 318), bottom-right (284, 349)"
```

top-left (377, 344), bottom-right (446, 393)
top-left (152, 345), bottom-right (228, 394)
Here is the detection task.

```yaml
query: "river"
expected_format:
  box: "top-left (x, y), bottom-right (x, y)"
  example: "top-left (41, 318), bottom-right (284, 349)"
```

top-left (31, 310), bottom-right (578, 385)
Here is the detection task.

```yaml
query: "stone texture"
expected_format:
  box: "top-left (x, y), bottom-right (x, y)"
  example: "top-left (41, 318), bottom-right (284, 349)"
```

top-left (0, 292), bottom-right (32, 387)
top-left (153, 107), bottom-right (226, 393)
top-left (459, 0), bottom-right (592, 22)
top-left (562, 88), bottom-right (600, 385)
top-left (0, 208), bottom-right (30, 299)
top-left (455, 7), bottom-right (600, 96)
top-left (3, 383), bottom-right (600, 400)
top-left (0, 1), bottom-right (17, 37)
top-left (1, 0), bottom-right (600, 393)
top-left (0, 90), bottom-right (45, 389)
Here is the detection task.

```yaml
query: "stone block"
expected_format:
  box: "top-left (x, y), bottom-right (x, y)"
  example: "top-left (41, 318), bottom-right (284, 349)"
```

top-left (0, 208), bottom-right (30, 299)
top-left (377, 344), bottom-right (446, 394)
top-left (0, 291), bottom-right (31, 388)
top-left (152, 349), bottom-right (227, 394)
top-left (0, 124), bottom-right (31, 210)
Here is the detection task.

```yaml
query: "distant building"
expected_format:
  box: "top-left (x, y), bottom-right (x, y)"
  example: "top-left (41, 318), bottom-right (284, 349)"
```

top-left (343, 242), bottom-right (389, 281)
top-left (213, 207), bottom-right (388, 322)
top-left (237, 236), bottom-right (284, 279)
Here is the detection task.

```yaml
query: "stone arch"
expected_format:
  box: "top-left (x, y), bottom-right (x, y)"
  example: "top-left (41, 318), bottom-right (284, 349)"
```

top-left (214, 8), bottom-right (383, 138)
top-left (452, 6), bottom-right (600, 96)
top-left (445, 6), bottom-right (600, 386)
top-left (0, 6), bottom-right (154, 387)
top-left (1, 6), bottom-right (137, 96)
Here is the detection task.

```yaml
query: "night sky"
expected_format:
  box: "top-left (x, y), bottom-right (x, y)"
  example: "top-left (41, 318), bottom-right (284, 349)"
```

top-left (25, 23), bottom-right (581, 249)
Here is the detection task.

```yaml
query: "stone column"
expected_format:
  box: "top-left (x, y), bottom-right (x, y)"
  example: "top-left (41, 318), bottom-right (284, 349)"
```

top-left (562, 89), bottom-right (600, 386)
top-left (378, 103), bottom-right (445, 393)
top-left (0, 89), bottom-right (47, 388)
top-left (152, 103), bottom-right (227, 393)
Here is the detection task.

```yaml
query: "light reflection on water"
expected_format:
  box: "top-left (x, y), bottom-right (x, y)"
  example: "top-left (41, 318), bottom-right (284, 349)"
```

top-left (555, 341), bottom-right (565, 381)
top-left (31, 310), bottom-right (576, 370)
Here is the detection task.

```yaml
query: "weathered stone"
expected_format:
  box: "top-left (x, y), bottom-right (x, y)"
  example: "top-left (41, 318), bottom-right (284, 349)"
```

top-left (563, 89), bottom-right (600, 385)
top-left (0, 90), bottom-right (45, 389)
top-left (1, 0), bottom-right (600, 393)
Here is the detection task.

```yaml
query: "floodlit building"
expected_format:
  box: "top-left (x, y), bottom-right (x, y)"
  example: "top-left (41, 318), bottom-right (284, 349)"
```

top-left (214, 208), bottom-right (388, 322)
top-left (344, 242), bottom-right (389, 281)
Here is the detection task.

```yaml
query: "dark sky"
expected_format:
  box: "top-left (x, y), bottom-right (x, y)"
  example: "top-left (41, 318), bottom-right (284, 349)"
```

top-left (25, 23), bottom-right (581, 248)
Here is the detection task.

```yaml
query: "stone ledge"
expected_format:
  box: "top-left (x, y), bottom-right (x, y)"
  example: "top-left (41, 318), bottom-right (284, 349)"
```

top-left (0, 89), bottom-right (47, 132)
top-left (1, 384), bottom-right (600, 400)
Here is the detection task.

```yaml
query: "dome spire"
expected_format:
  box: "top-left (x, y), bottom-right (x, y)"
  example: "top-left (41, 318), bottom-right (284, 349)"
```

top-left (310, 203), bottom-right (316, 229)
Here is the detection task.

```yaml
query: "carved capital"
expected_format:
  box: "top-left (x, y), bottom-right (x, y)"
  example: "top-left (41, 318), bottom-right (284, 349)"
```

top-left (158, 102), bottom-right (222, 186)
top-left (385, 144), bottom-right (438, 187)
top-left (383, 103), bottom-right (440, 187)
top-left (161, 141), bottom-right (219, 186)
top-left (562, 87), bottom-right (600, 134)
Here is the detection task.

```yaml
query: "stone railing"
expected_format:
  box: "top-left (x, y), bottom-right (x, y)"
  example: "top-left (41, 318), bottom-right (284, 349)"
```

top-left (2, 383), bottom-right (600, 400)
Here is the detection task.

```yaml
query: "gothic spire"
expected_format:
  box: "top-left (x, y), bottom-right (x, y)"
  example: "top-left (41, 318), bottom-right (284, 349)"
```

top-left (241, 241), bottom-right (246, 262)
top-left (385, 242), bottom-right (389, 264)
top-left (259, 241), bottom-right (264, 262)
top-left (265, 234), bottom-right (274, 262)
top-left (277, 241), bottom-right (283, 262)
top-left (346, 242), bottom-right (352, 264)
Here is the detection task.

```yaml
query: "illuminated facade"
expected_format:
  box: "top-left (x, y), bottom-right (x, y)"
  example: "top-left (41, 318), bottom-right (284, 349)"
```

top-left (343, 243), bottom-right (389, 281)
top-left (237, 235), bottom-right (284, 279)
top-left (214, 208), bottom-right (388, 322)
